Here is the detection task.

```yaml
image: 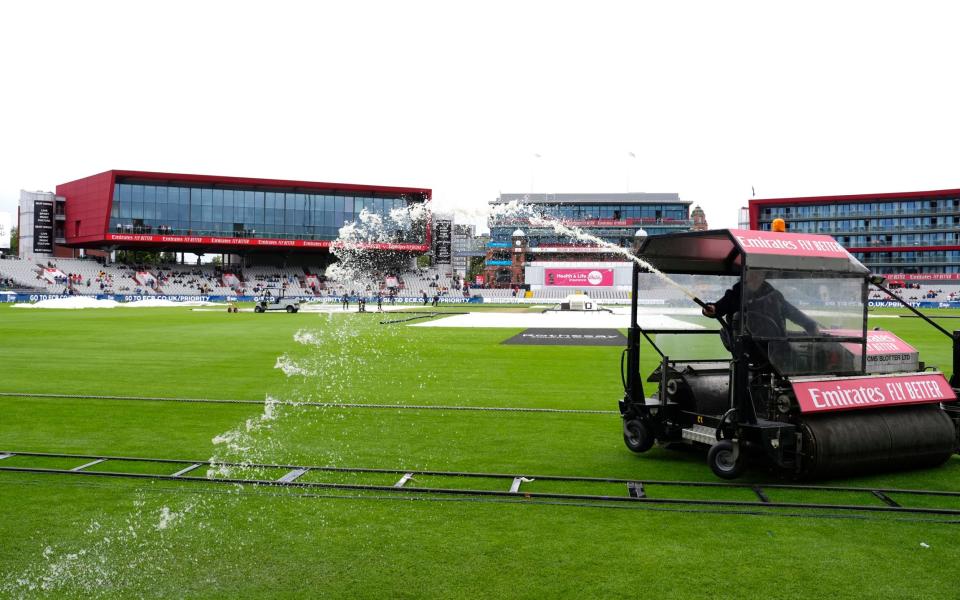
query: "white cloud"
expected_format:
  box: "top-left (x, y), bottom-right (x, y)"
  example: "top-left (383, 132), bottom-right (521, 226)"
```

top-left (1, 0), bottom-right (958, 230)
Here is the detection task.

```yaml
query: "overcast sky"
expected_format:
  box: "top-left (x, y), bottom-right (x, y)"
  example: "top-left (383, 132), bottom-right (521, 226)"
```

top-left (2, 0), bottom-right (959, 230)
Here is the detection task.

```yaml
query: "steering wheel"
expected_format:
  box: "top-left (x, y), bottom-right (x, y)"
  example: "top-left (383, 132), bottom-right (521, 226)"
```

top-left (744, 310), bottom-right (782, 339)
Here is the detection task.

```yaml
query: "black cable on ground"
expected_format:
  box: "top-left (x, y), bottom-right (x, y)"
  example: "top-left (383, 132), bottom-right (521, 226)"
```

top-left (378, 310), bottom-right (470, 324)
top-left (0, 392), bottom-right (617, 414)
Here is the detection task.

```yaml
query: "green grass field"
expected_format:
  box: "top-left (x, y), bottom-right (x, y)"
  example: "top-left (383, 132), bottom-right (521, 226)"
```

top-left (1, 304), bottom-right (959, 598)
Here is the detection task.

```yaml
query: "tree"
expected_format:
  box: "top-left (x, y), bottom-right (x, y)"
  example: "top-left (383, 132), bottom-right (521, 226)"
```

top-left (466, 256), bottom-right (485, 282)
top-left (9, 227), bottom-right (17, 255)
top-left (116, 249), bottom-right (164, 265)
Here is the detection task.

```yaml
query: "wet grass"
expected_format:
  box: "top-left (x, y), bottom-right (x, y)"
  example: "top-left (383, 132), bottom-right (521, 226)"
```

top-left (0, 304), bottom-right (959, 597)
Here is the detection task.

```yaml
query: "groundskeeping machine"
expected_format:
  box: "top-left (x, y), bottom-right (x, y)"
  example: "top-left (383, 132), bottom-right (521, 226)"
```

top-left (619, 228), bottom-right (960, 479)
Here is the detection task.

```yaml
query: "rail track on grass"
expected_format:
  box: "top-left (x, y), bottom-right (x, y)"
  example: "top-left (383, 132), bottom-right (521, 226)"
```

top-left (2, 450), bottom-right (959, 517)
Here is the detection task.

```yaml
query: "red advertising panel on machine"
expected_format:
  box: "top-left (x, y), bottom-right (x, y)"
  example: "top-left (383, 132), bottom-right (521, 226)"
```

top-left (545, 268), bottom-right (614, 287)
top-left (791, 372), bottom-right (955, 414)
top-left (729, 229), bottom-right (851, 259)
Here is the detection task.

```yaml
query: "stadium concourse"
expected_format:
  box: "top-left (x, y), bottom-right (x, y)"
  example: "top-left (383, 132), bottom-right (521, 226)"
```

top-left (0, 256), bottom-right (462, 301)
top-left (5, 255), bottom-right (960, 307)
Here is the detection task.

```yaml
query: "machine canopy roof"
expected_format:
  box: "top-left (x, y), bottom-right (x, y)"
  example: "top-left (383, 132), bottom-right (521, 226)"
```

top-left (636, 229), bottom-right (869, 275)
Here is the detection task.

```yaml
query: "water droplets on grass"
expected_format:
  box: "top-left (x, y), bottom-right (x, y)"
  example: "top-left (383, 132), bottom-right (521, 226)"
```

top-left (6, 197), bottom-right (694, 597)
top-left (1, 202), bottom-right (440, 597)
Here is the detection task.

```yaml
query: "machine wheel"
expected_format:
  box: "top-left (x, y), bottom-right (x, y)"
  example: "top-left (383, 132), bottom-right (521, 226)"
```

top-left (254, 305), bottom-right (264, 313)
top-left (623, 420), bottom-right (655, 453)
top-left (708, 440), bottom-right (745, 479)
top-left (286, 305), bottom-right (295, 313)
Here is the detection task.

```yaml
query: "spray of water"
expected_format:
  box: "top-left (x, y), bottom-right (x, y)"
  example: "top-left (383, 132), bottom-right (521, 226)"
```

top-left (488, 199), bottom-right (702, 302)
top-left (326, 200), bottom-right (433, 293)
top-left (2, 199), bottom-right (440, 597)
top-left (4, 196), bottom-right (698, 596)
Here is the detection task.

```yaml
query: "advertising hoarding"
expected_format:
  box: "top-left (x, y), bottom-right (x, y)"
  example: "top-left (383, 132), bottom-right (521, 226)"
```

top-left (544, 268), bottom-right (614, 287)
top-left (434, 220), bottom-right (451, 264)
top-left (33, 201), bottom-right (54, 254)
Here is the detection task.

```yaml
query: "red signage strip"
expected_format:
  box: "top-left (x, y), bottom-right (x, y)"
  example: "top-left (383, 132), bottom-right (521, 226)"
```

top-left (104, 233), bottom-right (426, 252)
top-left (881, 273), bottom-right (960, 281)
top-left (791, 372), bottom-right (955, 414)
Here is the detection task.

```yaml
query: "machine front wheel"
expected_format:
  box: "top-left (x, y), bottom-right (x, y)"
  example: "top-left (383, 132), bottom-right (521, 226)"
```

top-left (286, 305), bottom-right (295, 313)
top-left (254, 305), bottom-right (264, 313)
top-left (708, 440), bottom-right (745, 479)
top-left (623, 420), bottom-right (654, 453)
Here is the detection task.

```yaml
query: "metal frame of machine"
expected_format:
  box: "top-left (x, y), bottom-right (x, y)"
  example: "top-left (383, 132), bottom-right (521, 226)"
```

top-left (619, 229), bottom-right (960, 479)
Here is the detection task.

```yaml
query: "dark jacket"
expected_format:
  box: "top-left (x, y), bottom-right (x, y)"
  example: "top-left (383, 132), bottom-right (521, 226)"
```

top-left (714, 281), bottom-right (817, 337)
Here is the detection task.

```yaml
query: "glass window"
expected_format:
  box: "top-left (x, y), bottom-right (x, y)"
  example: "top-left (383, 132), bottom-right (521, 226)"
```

top-left (143, 185), bottom-right (155, 205)
top-left (191, 189), bottom-right (202, 221)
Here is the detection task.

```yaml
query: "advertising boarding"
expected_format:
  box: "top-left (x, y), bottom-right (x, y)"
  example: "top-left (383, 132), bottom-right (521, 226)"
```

top-left (544, 268), bottom-right (614, 287)
top-left (434, 220), bottom-right (452, 265)
top-left (33, 201), bottom-right (54, 254)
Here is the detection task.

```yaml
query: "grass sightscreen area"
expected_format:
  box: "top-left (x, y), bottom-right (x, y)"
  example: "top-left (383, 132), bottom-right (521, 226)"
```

top-left (0, 303), bottom-right (958, 598)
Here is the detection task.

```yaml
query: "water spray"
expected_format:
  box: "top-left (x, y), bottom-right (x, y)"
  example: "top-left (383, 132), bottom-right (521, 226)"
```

top-left (491, 200), bottom-right (709, 307)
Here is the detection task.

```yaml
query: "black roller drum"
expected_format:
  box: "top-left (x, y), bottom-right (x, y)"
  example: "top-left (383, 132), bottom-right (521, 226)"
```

top-left (801, 405), bottom-right (956, 478)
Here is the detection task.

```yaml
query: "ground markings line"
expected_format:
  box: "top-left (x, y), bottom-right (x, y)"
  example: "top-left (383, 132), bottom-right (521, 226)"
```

top-left (0, 392), bottom-right (616, 414)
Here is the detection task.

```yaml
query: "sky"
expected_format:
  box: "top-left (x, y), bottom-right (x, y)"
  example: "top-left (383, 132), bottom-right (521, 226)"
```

top-left (1, 0), bottom-right (959, 231)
